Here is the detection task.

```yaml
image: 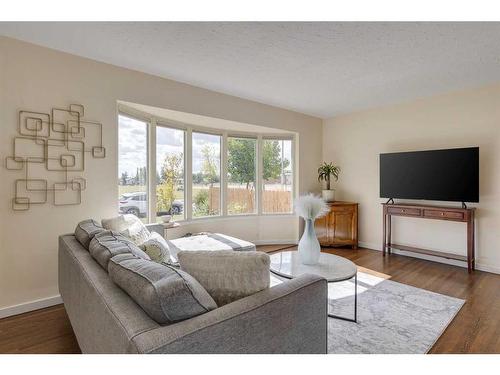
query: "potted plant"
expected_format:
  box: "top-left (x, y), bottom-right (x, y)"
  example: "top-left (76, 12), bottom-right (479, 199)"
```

top-left (294, 194), bottom-right (329, 265)
top-left (318, 162), bottom-right (341, 202)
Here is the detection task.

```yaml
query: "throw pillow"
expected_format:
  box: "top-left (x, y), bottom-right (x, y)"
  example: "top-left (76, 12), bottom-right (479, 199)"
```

top-left (139, 231), bottom-right (172, 264)
top-left (101, 214), bottom-right (150, 245)
top-left (89, 230), bottom-right (150, 270)
top-left (121, 220), bottom-right (151, 245)
top-left (108, 253), bottom-right (217, 324)
top-left (177, 250), bottom-right (270, 306)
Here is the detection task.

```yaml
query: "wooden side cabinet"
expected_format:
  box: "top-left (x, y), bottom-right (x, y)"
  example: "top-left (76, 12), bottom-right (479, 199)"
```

top-left (315, 201), bottom-right (358, 249)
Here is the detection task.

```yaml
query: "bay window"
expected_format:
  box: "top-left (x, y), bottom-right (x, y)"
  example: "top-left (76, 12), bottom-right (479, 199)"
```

top-left (117, 110), bottom-right (295, 223)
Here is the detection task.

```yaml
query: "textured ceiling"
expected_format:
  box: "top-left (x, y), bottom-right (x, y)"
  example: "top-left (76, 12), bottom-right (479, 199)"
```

top-left (2, 22), bottom-right (500, 118)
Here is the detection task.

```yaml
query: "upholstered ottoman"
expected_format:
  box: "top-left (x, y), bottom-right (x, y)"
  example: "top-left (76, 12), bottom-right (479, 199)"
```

top-left (167, 233), bottom-right (256, 263)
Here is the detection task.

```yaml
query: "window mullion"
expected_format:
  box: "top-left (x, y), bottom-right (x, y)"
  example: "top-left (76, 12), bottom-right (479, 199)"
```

top-left (257, 135), bottom-right (263, 216)
top-left (292, 135), bottom-right (297, 204)
top-left (148, 118), bottom-right (157, 223)
top-left (221, 132), bottom-right (228, 216)
top-left (185, 128), bottom-right (193, 221)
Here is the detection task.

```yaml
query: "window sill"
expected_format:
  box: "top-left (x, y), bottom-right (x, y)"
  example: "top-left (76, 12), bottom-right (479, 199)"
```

top-left (164, 213), bottom-right (296, 227)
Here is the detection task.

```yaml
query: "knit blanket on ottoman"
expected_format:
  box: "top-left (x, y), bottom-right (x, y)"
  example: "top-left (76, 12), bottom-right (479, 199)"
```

top-left (167, 233), bottom-right (256, 263)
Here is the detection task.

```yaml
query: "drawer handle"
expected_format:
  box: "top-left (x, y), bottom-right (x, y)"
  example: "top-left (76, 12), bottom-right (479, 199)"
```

top-left (402, 209), bottom-right (406, 213)
top-left (440, 212), bottom-right (445, 216)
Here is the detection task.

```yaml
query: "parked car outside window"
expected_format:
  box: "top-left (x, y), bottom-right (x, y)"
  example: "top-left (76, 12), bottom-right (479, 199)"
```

top-left (119, 192), bottom-right (183, 218)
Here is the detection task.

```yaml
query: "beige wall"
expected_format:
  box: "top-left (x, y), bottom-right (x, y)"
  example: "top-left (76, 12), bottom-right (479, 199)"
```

top-left (323, 84), bottom-right (500, 273)
top-left (0, 37), bottom-right (323, 313)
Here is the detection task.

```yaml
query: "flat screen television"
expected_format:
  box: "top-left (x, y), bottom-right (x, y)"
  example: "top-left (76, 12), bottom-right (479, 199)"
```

top-left (380, 147), bottom-right (479, 203)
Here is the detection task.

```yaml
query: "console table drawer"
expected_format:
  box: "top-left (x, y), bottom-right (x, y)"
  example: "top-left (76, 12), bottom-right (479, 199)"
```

top-left (423, 209), bottom-right (464, 220)
top-left (387, 207), bottom-right (421, 216)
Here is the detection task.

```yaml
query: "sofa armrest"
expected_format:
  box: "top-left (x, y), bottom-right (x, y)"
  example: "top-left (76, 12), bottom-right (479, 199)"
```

top-left (130, 274), bottom-right (328, 354)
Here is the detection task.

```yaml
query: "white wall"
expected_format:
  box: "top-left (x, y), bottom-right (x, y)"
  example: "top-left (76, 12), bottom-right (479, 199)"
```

top-left (0, 37), bottom-right (323, 313)
top-left (323, 84), bottom-right (500, 274)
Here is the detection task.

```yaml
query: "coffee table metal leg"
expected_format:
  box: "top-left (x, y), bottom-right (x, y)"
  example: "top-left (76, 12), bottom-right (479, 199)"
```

top-left (328, 272), bottom-right (358, 323)
top-left (354, 272), bottom-right (357, 322)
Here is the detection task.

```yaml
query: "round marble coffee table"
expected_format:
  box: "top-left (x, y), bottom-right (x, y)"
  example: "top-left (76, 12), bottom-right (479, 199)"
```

top-left (269, 251), bottom-right (358, 322)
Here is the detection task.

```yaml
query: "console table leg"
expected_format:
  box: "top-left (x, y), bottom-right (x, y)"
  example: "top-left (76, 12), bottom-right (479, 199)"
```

top-left (472, 212), bottom-right (475, 271)
top-left (467, 212), bottom-right (475, 273)
top-left (382, 212), bottom-right (387, 256)
top-left (387, 214), bottom-right (392, 254)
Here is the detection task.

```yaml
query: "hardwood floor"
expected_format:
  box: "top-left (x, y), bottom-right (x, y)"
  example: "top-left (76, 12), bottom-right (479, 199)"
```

top-left (0, 304), bottom-right (80, 354)
top-left (1, 246), bottom-right (499, 354)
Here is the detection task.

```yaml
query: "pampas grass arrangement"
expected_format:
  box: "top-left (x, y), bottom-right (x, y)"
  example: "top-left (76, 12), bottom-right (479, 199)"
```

top-left (294, 194), bottom-right (329, 265)
top-left (294, 194), bottom-right (329, 220)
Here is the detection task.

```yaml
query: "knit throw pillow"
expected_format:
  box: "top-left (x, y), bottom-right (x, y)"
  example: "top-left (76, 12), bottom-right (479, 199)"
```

top-left (102, 214), bottom-right (150, 246)
top-left (177, 250), bottom-right (270, 306)
top-left (139, 232), bottom-right (173, 264)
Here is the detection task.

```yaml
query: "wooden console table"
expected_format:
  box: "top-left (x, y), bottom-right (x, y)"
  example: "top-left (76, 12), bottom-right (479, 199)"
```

top-left (382, 203), bottom-right (476, 273)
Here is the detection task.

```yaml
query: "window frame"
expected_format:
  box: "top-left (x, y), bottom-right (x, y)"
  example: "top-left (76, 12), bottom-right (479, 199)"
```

top-left (226, 135), bottom-right (258, 216)
top-left (191, 130), bottom-right (223, 219)
top-left (155, 122), bottom-right (187, 222)
top-left (261, 136), bottom-right (295, 215)
top-left (117, 112), bottom-right (151, 221)
top-left (117, 107), bottom-right (296, 223)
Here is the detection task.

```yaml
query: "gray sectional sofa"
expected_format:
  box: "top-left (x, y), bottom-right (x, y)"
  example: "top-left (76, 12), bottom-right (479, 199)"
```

top-left (58, 222), bottom-right (328, 354)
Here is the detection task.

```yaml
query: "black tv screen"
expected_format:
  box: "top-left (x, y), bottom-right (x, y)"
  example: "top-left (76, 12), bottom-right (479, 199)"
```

top-left (380, 147), bottom-right (479, 203)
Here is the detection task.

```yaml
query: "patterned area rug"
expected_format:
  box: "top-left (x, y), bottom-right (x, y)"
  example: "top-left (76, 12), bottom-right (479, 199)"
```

top-left (326, 271), bottom-right (465, 353)
top-left (271, 271), bottom-right (465, 354)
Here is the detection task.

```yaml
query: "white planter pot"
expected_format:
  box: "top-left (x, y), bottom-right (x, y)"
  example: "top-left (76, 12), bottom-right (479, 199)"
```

top-left (322, 189), bottom-right (335, 202)
top-left (298, 218), bottom-right (321, 265)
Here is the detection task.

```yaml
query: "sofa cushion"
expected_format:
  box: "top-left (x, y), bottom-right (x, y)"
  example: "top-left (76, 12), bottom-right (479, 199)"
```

top-left (74, 219), bottom-right (105, 249)
top-left (108, 253), bottom-right (217, 324)
top-left (101, 214), bottom-right (151, 245)
top-left (139, 232), bottom-right (172, 264)
top-left (89, 230), bottom-right (150, 270)
top-left (178, 250), bottom-right (270, 306)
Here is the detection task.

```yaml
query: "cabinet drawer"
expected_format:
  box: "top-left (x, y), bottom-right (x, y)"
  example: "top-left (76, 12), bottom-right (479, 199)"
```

top-left (387, 207), bottom-right (421, 216)
top-left (423, 209), bottom-right (464, 220)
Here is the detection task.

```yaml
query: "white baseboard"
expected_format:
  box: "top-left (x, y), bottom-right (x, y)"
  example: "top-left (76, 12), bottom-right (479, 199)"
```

top-left (0, 295), bottom-right (62, 319)
top-left (359, 241), bottom-right (500, 275)
top-left (254, 239), bottom-right (298, 245)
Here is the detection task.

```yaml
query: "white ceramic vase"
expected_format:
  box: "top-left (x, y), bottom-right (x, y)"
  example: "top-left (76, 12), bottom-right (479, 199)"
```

top-left (298, 218), bottom-right (321, 265)
top-left (322, 189), bottom-right (335, 202)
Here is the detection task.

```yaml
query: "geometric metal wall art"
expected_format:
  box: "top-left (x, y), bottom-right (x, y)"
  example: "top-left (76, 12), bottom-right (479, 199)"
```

top-left (5, 104), bottom-right (106, 211)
